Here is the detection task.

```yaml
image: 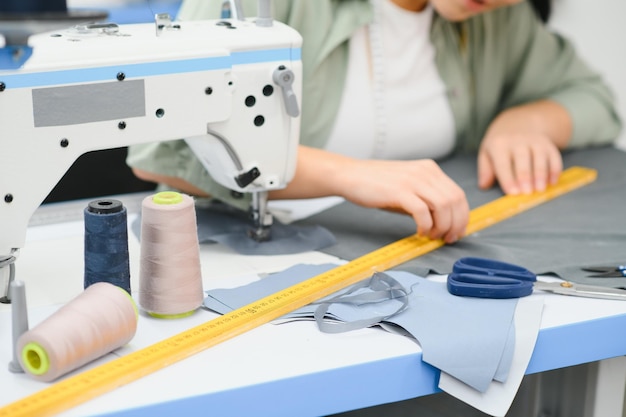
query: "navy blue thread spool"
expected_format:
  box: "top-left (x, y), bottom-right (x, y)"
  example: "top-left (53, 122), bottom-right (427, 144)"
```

top-left (84, 199), bottom-right (131, 294)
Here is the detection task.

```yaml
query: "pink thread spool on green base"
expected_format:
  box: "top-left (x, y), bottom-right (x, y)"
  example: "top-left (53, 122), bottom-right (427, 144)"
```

top-left (138, 191), bottom-right (204, 319)
top-left (17, 282), bottom-right (138, 382)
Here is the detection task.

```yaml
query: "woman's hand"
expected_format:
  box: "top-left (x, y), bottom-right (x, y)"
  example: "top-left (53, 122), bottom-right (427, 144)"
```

top-left (340, 158), bottom-right (469, 243)
top-left (477, 100), bottom-right (572, 195)
top-left (270, 147), bottom-right (469, 243)
top-left (478, 132), bottom-right (563, 194)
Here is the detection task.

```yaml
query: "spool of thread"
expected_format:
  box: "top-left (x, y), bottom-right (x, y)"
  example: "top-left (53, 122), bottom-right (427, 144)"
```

top-left (84, 199), bottom-right (131, 294)
top-left (17, 282), bottom-right (138, 382)
top-left (138, 191), bottom-right (204, 318)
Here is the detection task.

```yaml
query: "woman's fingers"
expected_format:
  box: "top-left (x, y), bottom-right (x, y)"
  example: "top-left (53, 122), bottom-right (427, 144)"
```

top-left (343, 159), bottom-right (469, 242)
top-left (478, 133), bottom-right (564, 195)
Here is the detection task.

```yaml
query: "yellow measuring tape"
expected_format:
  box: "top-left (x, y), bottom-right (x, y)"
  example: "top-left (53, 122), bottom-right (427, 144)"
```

top-left (1, 166), bottom-right (597, 417)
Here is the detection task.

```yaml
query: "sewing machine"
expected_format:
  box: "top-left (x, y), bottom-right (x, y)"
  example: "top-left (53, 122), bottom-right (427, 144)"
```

top-left (0, 2), bottom-right (303, 300)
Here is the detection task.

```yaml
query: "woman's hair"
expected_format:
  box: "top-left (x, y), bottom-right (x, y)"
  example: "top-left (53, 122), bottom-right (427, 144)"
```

top-left (529, 0), bottom-right (551, 23)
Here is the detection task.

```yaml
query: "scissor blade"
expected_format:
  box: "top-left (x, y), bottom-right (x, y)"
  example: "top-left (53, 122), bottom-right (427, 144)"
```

top-left (587, 272), bottom-right (626, 278)
top-left (582, 265), bottom-right (626, 277)
top-left (534, 281), bottom-right (626, 301)
top-left (582, 266), bottom-right (614, 272)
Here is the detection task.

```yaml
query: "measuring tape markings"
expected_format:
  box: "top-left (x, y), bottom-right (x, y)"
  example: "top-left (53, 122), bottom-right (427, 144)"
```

top-left (0, 166), bottom-right (598, 417)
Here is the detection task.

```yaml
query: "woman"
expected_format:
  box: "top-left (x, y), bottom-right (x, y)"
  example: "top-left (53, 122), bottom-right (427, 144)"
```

top-left (128, 0), bottom-right (621, 244)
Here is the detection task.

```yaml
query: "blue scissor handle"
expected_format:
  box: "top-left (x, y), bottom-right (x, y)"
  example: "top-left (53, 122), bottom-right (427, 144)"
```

top-left (448, 273), bottom-right (534, 299)
top-left (447, 257), bottom-right (536, 299)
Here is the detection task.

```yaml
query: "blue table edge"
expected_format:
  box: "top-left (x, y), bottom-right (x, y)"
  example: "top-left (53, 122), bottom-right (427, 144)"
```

top-left (91, 311), bottom-right (626, 417)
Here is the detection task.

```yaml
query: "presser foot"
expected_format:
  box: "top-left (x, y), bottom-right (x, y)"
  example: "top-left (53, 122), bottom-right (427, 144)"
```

top-left (247, 225), bottom-right (272, 242)
top-left (248, 191), bottom-right (272, 242)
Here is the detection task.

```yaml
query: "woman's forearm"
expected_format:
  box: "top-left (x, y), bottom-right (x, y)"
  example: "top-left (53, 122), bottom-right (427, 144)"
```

top-left (269, 146), bottom-right (352, 200)
top-left (485, 99), bottom-right (573, 149)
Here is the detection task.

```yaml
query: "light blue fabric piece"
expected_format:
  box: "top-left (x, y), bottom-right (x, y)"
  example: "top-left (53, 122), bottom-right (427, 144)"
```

top-left (384, 272), bottom-right (516, 392)
top-left (495, 323), bottom-right (516, 383)
top-left (203, 264), bottom-right (518, 392)
top-left (287, 271), bottom-right (515, 390)
top-left (203, 264), bottom-right (337, 312)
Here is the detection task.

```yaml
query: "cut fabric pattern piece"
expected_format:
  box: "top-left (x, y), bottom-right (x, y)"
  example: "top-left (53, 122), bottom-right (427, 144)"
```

top-left (439, 295), bottom-right (545, 417)
top-left (203, 263), bottom-right (337, 313)
top-left (203, 264), bottom-right (519, 393)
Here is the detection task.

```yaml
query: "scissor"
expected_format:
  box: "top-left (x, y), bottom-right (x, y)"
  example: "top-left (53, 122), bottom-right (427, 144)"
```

top-left (447, 257), bottom-right (626, 301)
top-left (581, 265), bottom-right (626, 278)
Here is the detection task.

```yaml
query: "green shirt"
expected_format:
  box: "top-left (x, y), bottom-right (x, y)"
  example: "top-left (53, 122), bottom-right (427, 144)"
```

top-left (127, 0), bottom-right (622, 207)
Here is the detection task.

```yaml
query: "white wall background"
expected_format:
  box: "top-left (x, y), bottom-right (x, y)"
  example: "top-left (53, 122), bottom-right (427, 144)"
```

top-left (550, 0), bottom-right (626, 149)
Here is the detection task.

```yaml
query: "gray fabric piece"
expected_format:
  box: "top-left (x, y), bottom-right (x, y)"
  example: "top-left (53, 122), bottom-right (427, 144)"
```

top-left (312, 272), bottom-right (411, 334)
top-left (296, 146), bottom-right (626, 287)
top-left (203, 264), bottom-right (518, 393)
top-left (132, 200), bottom-right (336, 256)
top-left (194, 200), bottom-right (336, 255)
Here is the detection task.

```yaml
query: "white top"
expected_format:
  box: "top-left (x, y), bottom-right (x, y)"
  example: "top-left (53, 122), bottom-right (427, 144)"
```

top-left (325, 0), bottom-right (455, 160)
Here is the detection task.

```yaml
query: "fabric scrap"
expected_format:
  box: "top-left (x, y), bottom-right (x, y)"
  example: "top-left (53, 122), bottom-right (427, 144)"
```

top-left (203, 265), bottom-right (518, 392)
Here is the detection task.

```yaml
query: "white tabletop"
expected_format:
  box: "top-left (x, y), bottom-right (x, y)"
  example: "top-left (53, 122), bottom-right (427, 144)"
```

top-left (2, 194), bottom-right (626, 417)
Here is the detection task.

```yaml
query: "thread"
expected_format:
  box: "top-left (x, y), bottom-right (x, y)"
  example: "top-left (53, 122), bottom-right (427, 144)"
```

top-left (17, 282), bottom-right (138, 382)
top-left (138, 191), bottom-right (204, 318)
top-left (84, 199), bottom-right (131, 294)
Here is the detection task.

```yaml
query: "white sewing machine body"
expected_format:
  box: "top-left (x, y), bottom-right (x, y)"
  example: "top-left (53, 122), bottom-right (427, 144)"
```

top-left (0, 16), bottom-right (303, 258)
